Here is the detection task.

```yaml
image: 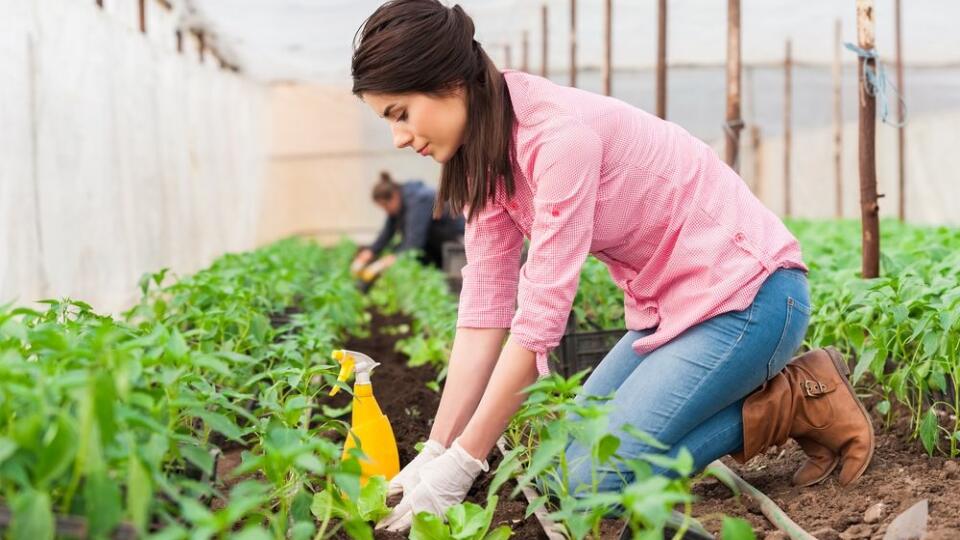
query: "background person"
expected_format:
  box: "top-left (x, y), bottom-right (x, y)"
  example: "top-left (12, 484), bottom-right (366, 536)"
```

top-left (350, 171), bottom-right (465, 281)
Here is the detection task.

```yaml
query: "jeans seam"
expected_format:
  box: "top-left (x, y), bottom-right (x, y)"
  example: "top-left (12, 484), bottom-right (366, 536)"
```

top-left (767, 299), bottom-right (796, 380)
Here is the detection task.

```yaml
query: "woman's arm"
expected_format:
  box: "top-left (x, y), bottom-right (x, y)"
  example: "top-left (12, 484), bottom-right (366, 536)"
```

top-left (429, 327), bottom-right (509, 446)
top-left (456, 336), bottom-right (538, 460)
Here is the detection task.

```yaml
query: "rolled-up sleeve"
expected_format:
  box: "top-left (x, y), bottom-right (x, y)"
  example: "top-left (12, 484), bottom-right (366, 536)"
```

top-left (510, 123), bottom-right (602, 375)
top-left (456, 201), bottom-right (524, 329)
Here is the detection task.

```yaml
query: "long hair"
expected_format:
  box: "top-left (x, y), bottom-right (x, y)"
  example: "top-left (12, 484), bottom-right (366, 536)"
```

top-left (351, 0), bottom-right (515, 220)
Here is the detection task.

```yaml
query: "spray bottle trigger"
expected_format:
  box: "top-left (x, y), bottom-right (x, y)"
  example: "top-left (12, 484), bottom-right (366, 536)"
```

top-left (329, 350), bottom-right (355, 397)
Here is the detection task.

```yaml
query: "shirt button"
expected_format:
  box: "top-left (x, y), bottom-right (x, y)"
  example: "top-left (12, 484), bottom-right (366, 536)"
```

top-left (551, 209), bottom-right (560, 217)
top-left (735, 232), bottom-right (746, 243)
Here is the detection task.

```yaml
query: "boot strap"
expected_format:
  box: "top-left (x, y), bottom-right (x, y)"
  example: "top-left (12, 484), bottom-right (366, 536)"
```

top-left (803, 379), bottom-right (834, 397)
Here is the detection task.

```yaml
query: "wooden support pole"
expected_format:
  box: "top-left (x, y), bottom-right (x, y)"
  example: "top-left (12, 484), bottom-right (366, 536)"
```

top-left (138, 0), bottom-right (146, 34)
top-left (197, 30), bottom-right (206, 63)
top-left (602, 0), bottom-right (612, 96)
top-left (522, 30), bottom-right (530, 72)
top-left (569, 0), bottom-right (577, 87)
top-left (504, 43), bottom-right (512, 69)
top-left (895, 0), bottom-right (906, 221)
top-left (857, 0), bottom-right (880, 278)
top-left (541, 4), bottom-right (549, 78)
top-left (176, 29), bottom-right (183, 54)
top-left (784, 39), bottom-right (793, 218)
top-left (724, 0), bottom-right (743, 171)
top-left (751, 125), bottom-right (763, 198)
top-left (834, 19), bottom-right (844, 218)
top-left (656, 0), bottom-right (668, 118)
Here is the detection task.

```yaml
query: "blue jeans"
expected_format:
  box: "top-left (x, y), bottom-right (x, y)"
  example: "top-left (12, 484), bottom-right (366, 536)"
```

top-left (565, 268), bottom-right (811, 494)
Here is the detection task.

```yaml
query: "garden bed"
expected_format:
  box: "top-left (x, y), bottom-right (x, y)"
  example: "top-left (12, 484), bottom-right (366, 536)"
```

top-left (329, 311), bottom-right (550, 540)
top-left (692, 403), bottom-right (960, 539)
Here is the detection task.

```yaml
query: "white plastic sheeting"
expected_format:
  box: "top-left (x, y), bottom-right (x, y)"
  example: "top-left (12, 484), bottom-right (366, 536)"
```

top-left (0, 0), bottom-right (266, 312)
top-left (188, 0), bottom-right (960, 83)
top-left (730, 110), bottom-right (960, 226)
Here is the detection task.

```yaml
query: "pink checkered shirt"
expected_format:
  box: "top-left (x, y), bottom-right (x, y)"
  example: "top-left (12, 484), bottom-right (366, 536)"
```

top-left (457, 71), bottom-right (807, 376)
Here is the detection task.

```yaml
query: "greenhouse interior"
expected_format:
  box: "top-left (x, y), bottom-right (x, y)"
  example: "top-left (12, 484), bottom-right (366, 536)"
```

top-left (1, 0), bottom-right (959, 538)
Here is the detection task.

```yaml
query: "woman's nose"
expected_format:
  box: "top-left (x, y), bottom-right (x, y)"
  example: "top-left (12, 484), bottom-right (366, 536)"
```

top-left (391, 124), bottom-right (413, 149)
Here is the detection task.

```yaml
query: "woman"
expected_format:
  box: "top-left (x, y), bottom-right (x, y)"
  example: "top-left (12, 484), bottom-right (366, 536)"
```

top-left (350, 171), bottom-right (464, 280)
top-left (351, 0), bottom-right (874, 532)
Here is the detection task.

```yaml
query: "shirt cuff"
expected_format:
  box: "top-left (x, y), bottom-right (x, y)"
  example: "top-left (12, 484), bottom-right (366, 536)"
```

top-left (510, 333), bottom-right (553, 378)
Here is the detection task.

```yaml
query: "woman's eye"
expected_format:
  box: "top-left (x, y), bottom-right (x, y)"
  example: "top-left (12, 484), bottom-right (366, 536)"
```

top-left (397, 111), bottom-right (408, 122)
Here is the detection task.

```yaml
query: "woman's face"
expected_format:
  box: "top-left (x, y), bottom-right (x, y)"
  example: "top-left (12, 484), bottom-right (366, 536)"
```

top-left (362, 89), bottom-right (467, 163)
top-left (376, 191), bottom-right (402, 216)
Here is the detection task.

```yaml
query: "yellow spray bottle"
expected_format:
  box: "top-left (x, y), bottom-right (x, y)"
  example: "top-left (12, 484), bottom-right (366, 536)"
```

top-left (329, 349), bottom-right (400, 484)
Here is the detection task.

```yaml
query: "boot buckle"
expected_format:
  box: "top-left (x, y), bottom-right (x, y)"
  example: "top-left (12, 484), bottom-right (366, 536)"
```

top-left (804, 380), bottom-right (829, 397)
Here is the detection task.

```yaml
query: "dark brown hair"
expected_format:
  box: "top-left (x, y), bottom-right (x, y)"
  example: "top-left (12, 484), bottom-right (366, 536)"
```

top-left (372, 171), bottom-right (400, 202)
top-left (351, 0), bottom-right (515, 220)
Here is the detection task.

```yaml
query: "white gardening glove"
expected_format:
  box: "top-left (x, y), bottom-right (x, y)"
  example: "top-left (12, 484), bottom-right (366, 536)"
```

top-left (388, 439), bottom-right (446, 498)
top-left (360, 258), bottom-right (388, 282)
top-left (377, 439), bottom-right (489, 533)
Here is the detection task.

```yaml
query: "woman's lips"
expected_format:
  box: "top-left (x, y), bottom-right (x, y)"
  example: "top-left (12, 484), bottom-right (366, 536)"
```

top-left (418, 144), bottom-right (431, 156)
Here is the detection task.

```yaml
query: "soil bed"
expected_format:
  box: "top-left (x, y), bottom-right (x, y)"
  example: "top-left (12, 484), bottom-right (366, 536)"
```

top-left (327, 311), bottom-right (549, 540)
top-left (692, 405), bottom-right (960, 539)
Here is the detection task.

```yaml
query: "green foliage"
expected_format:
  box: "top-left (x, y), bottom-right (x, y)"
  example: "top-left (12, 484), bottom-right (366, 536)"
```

top-left (0, 239), bottom-right (368, 537)
top-left (503, 373), bottom-right (703, 539)
top-left (410, 497), bottom-right (512, 540)
top-left (368, 252), bottom-right (458, 380)
top-left (788, 220), bottom-right (960, 456)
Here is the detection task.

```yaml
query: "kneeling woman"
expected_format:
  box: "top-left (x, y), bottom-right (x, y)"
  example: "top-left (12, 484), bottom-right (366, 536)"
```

top-left (350, 0), bottom-right (875, 532)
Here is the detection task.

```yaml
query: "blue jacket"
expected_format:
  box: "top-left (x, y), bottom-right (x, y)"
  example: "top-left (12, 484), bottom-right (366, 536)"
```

top-left (369, 181), bottom-right (465, 256)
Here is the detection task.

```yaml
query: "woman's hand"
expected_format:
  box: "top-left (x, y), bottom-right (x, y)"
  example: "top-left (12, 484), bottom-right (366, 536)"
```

top-left (377, 440), bottom-right (488, 533)
top-left (386, 439), bottom-right (446, 498)
top-left (359, 254), bottom-right (397, 281)
top-left (350, 249), bottom-right (374, 275)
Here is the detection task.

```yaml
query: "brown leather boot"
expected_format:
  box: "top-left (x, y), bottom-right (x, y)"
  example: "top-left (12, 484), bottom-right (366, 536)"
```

top-left (732, 347), bottom-right (875, 487)
top-left (792, 439), bottom-right (839, 487)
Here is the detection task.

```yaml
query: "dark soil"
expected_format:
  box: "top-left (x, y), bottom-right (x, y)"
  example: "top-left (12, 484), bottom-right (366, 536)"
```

top-left (325, 311), bottom-right (549, 540)
top-left (691, 401), bottom-right (960, 539)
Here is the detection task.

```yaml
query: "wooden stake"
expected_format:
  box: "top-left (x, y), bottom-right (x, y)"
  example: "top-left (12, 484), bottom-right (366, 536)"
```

top-left (522, 30), bottom-right (530, 72)
top-left (834, 19), bottom-right (844, 218)
top-left (602, 0), bottom-right (612, 96)
top-left (784, 39), bottom-right (793, 218)
top-left (656, 0), bottom-right (667, 118)
top-left (895, 0), bottom-right (906, 221)
top-left (176, 29), bottom-right (183, 54)
top-left (138, 0), bottom-right (146, 34)
top-left (857, 0), bottom-right (880, 278)
top-left (197, 30), bottom-right (206, 63)
top-left (96, 0), bottom-right (103, 7)
top-left (504, 43), bottom-right (512, 69)
top-left (569, 0), bottom-right (577, 87)
top-left (724, 0), bottom-right (743, 171)
top-left (541, 4), bottom-right (549, 78)
top-left (751, 125), bottom-right (764, 198)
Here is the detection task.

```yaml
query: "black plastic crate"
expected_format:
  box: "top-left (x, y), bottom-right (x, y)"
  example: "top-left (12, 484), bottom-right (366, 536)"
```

top-left (549, 314), bottom-right (623, 378)
top-left (442, 241), bottom-right (467, 278)
top-left (446, 275), bottom-right (463, 295)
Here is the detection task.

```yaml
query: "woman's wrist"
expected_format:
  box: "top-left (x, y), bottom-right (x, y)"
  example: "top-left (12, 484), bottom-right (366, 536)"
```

top-left (455, 338), bottom-right (539, 461)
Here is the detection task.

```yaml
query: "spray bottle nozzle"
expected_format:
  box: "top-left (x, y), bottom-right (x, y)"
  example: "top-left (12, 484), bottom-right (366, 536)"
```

top-left (329, 349), bottom-right (380, 397)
